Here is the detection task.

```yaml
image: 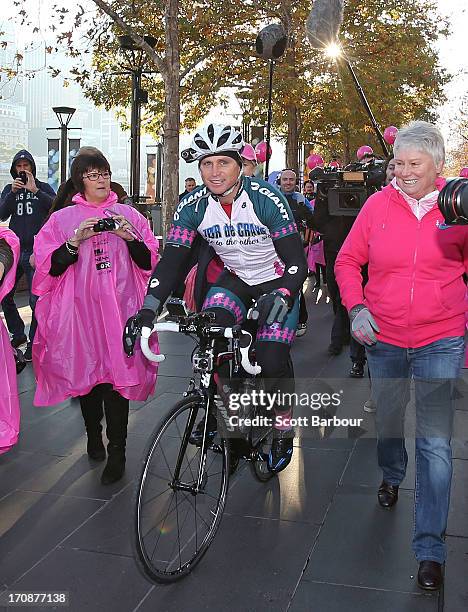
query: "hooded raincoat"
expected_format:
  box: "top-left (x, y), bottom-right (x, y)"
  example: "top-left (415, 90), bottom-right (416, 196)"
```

top-left (32, 191), bottom-right (160, 405)
top-left (0, 228), bottom-right (20, 453)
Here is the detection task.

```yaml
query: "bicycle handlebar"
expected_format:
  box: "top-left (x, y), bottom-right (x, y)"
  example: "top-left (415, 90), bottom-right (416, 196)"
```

top-left (140, 322), bottom-right (262, 375)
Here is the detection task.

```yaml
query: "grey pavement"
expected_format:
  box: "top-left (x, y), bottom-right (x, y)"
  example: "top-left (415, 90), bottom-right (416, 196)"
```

top-left (1, 282), bottom-right (467, 612)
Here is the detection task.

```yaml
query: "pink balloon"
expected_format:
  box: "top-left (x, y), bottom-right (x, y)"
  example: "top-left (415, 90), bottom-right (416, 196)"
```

top-left (383, 125), bottom-right (398, 145)
top-left (460, 167), bottom-right (468, 178)
top-left (307, 154), bottom-right (324, 170)
top-left (255, 141), bottom-right (272, 163)
top-left (356, 145), bottom-right (374, 161)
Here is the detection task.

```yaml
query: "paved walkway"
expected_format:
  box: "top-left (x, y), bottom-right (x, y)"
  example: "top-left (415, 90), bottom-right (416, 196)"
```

top-left (1, 284), bottom-right (467, 611)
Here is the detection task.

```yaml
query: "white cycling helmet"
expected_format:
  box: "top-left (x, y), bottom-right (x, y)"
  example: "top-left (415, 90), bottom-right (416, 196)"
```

top-left (181, 124), bottom-right (244, 163)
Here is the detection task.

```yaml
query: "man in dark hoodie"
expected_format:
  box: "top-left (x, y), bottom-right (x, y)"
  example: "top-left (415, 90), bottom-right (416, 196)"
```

top-left (0, 150), bottom-right (56, 359)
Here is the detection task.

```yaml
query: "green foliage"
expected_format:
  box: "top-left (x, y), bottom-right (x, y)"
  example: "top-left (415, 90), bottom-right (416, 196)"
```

top-left (6, 0), bottom-right (450, 162)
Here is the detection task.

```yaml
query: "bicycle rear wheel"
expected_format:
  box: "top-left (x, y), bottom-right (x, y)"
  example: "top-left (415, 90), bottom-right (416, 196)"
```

top-left (133, 395), bottom-right (229, 583)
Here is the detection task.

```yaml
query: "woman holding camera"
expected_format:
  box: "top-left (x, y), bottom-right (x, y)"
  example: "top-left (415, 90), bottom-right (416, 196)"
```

top-left (335, 121), bottom-right (468, 591)
top-left (32, 152), bottom-right (159, 484)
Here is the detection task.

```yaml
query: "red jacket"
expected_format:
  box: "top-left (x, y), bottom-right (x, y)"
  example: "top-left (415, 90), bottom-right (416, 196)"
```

top-left (335, 180), bottom-right (468, 348)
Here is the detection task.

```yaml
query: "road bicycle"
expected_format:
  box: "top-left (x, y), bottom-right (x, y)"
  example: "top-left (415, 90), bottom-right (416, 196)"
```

top-left (133, 310), bottom-right (283, 583)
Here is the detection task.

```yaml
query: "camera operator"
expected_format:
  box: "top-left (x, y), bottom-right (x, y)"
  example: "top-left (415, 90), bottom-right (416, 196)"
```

top-left (279, 169), bottom-right (316, 337)
top-left (312, 150), bottom-right (384, 375)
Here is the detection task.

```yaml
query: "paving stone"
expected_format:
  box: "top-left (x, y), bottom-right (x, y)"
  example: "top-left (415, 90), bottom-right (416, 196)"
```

top-left (14, 404), bottom-right (85, 456)
top-left (0, 450), bottom-right (66, 499)
top-left (10, 447), bottom-right (142, 500)
top-left (341, 437), bottom-right (416, 490)
top-left (302, 488), bottom-right (422, 593)
top-left (452, 409), bottom-right (468, 460)
top-left (136, 514), bottom-right (319, 612)
top-left (290, 580), bottom-right (438, 611)
top-left (0, 491), bottom-right (103, 586)
top-left (447, 459), bottom-right (468, 538)
top-left (5, 547), bottom-right (152, 612)
top-left (444, 536), bottom-right (468, 612)
top-left (225, 446), bottom-right (349, 525)
top-left (62, 483), bottom-right (134, 557)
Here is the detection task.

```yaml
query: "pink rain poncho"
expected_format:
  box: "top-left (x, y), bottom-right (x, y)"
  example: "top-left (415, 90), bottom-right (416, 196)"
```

top-left (32, 191), bottom-right (160, 406)
top-left (0, 228), bottom-right (20, 454)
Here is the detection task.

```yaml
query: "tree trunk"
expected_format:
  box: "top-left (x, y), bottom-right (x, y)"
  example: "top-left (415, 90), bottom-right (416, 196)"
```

top-left (161, 0), bottom-right (180, 240)
top-left (285, 103), bottom-right (300, 172)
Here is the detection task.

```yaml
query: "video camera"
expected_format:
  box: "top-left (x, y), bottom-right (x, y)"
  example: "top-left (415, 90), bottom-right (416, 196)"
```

top-left (437, 178), bottom-right (468, 225)
top-left (309, 159), bottom-right (385, 217)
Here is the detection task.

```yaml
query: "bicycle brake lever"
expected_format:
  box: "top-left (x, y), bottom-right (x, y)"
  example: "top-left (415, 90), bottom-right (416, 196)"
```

top-left (239, 331), bottom-right (261, 376)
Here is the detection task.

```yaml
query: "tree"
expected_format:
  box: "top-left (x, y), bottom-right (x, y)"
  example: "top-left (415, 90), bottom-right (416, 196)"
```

top-left (183, 0), bottom-right (450, 169)
top-left (3, 0), bottom-right (452, 215)
top-left (444, 95), bottom-right (468, 176)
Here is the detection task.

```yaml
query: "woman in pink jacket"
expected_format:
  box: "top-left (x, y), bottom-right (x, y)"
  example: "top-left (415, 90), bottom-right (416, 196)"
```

top-left (335, 121), bottom-right (468, 591)
top-left (0, 228), bottom-right (20, 454)
top-left (33, 151), bottom-right (159, 485)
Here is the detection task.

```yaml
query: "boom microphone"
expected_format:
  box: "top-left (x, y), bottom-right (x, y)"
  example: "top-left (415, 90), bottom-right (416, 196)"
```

top-left (306, 0), bottom-right (344, 49)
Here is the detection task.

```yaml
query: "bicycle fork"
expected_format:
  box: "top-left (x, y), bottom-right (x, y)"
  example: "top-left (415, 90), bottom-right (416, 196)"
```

top-left (170, 395), bottom-right (212, 496)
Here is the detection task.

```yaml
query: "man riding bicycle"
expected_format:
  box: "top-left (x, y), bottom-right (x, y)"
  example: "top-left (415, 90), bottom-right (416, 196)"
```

top-left (124, 124), bottom-right (308, 472)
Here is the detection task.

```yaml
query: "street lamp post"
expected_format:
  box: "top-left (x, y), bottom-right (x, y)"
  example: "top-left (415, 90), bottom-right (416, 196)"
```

top-left (117, 35), bottom-right (156, 207)
top-left (255, 24), bottom-right (288, 180)
top-left (49, 106), bottom-right (77, 183)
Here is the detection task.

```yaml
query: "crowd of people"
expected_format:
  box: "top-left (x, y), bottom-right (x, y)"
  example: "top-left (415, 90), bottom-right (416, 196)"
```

top-left (0, 120), bottom-right (467, 591)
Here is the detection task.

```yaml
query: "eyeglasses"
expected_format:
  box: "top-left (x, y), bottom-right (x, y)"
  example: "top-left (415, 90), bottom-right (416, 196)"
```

top-left (83, 171), bottom-right (111, 181)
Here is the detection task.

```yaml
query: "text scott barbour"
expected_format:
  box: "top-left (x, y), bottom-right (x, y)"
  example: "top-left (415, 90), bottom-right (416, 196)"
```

top-left (228, 415), bottom-right (364, 428)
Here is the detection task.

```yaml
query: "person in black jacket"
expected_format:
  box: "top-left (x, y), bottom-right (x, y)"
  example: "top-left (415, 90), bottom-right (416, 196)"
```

top-left (279, 169), bottom-right (316, 337)
top-left (0, 150), bottom-right (56, 359)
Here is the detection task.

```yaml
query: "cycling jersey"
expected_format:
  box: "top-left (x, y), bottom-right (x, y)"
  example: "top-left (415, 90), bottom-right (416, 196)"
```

top-left (144, 176), bottom-right (308, 313)
top-left (169, 177), bottom-right (297, 285)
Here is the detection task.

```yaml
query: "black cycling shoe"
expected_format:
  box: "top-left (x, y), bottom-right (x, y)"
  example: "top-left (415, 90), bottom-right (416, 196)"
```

top-left (267, 429), bottom-right (294, 473)
top-left (189, 413), bottom-right (218, 447)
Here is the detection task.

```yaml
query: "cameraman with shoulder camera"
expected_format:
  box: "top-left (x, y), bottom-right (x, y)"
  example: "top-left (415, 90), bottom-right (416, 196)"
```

top-left (0, 150), bottom-right (56, 359)
top-left (313, 148), bottom-right (384, 374)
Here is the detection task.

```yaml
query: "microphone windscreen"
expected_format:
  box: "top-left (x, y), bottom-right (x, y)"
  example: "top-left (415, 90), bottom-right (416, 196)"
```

top-left (306, 0), bottom-right (344, 50)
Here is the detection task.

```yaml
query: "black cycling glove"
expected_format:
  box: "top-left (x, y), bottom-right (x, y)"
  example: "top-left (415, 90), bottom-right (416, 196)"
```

top-left (250, 290), bottom-right (292, 327)
top-left (123, 308), bottom-right (157, 357)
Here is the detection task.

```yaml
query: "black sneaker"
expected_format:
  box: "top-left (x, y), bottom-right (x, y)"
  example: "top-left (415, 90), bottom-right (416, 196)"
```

top-left (268, 429), bottom-right (294, 473)
top-left (349, 362), bottom-right (364, 377)
top-left (189, 413), bottom-right (218, 447)
top-left (11, 334), bottom-right (27, 349)
top-left (23, 343), bottom-right (33, 362)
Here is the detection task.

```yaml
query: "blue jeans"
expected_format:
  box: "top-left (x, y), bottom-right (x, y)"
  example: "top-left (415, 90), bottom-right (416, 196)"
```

top-left (366, 336), bottom-right (465, 564)
top-left (0, 249), bottom-right (38, 343)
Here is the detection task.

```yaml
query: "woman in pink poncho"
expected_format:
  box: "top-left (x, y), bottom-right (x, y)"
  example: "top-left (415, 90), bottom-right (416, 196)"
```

top-left (0, 228), bottom-right (20, 454)
top-left (32, 151), bottom-right (159, 484)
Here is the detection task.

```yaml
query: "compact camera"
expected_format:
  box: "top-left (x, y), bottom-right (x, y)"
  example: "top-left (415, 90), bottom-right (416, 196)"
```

top-left (18, 171), bottom-right (27, 185)
top-left (93, 218), bottom-right (118, 232)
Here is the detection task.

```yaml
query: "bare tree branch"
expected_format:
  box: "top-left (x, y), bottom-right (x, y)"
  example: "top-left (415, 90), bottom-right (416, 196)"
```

top-left (90, 0), bottom-right (166, 75)
top-left (180, 40), bottom-right (254, 82)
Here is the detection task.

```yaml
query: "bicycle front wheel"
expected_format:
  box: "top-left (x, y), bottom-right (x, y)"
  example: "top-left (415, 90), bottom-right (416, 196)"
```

top-left (133, 395), bottom-right (229, 583)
